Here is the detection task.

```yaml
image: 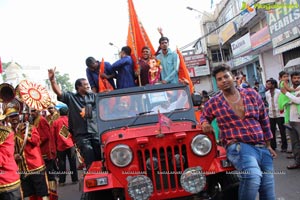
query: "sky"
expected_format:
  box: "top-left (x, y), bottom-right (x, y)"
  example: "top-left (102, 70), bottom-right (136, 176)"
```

top-left (0, 0), bottom-right (218, 83)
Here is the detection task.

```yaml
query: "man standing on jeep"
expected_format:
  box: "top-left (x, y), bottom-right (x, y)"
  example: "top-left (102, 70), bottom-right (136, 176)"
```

top-left (200, 65), bottom-right (277, 200)
top-left (156, 36), bottom-right (179, 84)
top-left (48, 67), bottom-right (100, 169)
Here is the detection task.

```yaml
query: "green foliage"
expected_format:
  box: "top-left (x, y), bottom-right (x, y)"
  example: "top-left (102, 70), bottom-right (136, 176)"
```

top-left (46, 71), bottom-right (73, 91)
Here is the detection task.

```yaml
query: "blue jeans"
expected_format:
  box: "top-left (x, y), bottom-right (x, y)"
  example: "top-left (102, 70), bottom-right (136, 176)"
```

top-left (77, 138), bottom-right (101, 168)
top-left (226, 143), bottom-right (275, 200)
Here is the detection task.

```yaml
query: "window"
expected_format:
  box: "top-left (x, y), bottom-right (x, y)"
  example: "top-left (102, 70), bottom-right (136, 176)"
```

top-left (224, 5), bottom-right (234, 22)
top-left (223, 49), bottom-right (230, 61)
top-left (206, 22), bottom-right (217, 33)
top-left (211, 49), bottom-right (223, 62)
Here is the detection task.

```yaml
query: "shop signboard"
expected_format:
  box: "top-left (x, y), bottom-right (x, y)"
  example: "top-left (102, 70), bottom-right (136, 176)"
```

top-left (194, 65), bottom-right (210, 76)
top-left (183, 53), bottom-right (206, 67)
top-left (233, 55), bottom-right (258, 68)
top-left (219, 22), bottom-right (237, 45)
top-left (187, 65), bottom-right (210, 77)
top-left (266, 0), bottom-right (300, 48)
top-left (239, 0), bottom-right (257, 27)
top-left (231, 33), bottom-right (252, 57)
top-left (251, 26), bottom-right (271, 49)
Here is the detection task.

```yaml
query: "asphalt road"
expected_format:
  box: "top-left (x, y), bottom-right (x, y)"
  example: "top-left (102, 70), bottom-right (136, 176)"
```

top-left (271, 151), bottom-right (300, 200)
top-left (55, 148), bottom-right (300, 200)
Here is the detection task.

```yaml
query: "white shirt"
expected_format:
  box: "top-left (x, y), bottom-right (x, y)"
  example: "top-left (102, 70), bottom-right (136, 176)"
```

top-left (265, 88), bottom-right (284, 118)
top-left (285, 86), bottom-right (300, 122)
top-left (151, 93), bottom-right (188, 113)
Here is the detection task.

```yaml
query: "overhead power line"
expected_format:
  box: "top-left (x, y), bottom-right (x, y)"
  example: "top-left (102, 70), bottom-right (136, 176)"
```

top-left (180, 0), bottom-right (262, 50)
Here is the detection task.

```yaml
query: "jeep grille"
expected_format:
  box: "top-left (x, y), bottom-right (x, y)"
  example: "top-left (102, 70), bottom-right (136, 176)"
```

top-left (137, 145), bottom-right (188, 193)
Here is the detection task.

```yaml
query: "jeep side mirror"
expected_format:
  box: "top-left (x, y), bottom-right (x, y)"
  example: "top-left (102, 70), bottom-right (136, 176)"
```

top-left (191, 93), bottom-right (202, 106)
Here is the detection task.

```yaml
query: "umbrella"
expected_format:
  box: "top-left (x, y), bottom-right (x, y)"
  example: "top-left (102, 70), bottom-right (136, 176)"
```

top-left (284, 57), bottom-right (300, 70)
top-left (55, 101), bottom-right (67, 110)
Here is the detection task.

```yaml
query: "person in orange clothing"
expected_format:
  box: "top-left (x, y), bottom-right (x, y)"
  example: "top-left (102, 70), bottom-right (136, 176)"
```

top-left (52, 107), bottom-right (78, 186)
top-left (30, 109), bottom-right (57, 200)
top-left (0, 115), bottom-right (22, 200)
top-left (4, 107), bottom-right (49, 200)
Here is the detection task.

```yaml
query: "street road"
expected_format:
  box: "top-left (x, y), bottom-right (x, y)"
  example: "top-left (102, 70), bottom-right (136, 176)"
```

top-left (272, 151), bottom-right (300, 200)
top-left (57, 150), bottom-right (300, 200)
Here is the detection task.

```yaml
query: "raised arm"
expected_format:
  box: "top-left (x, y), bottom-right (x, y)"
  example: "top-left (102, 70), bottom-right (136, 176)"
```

top-left (157, 27), bottom-right (164, 37)
top-left (48, 67), bottom-right (63, 97)
top-left (281, 86), bottom-right (300, 104)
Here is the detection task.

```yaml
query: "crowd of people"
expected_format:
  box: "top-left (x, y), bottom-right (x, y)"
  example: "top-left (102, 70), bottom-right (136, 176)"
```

top-left (0, 100), bottom-right (78, 199)
top-left (85, 40), bottom-right (179, 92)
top-left (46, 33), bottom-right (182, 171)
top-left (1, 30), bottom-right (300, 200)
top-left (199, 66), bottom-right (300, 199)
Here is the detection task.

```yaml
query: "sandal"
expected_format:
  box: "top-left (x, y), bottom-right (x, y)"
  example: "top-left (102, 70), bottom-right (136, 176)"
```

top-left (287, 164), bottom-right (300, 169)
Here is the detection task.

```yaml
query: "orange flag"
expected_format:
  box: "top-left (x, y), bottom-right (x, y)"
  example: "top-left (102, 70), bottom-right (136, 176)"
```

top-left (127, 0), bottom-right (155, 73)
top-left (98, 58), bottom-right (113, 93)
top-left (177, 48), bottom-right (194, 94)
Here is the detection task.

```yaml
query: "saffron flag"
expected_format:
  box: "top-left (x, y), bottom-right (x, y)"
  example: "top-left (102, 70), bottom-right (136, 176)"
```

top-left (176, 48), bottom-right (194, 93)
top-left (98, 58), bottom-right (114, 93)
top-left (127, 0), bottom-right (155, 74)
top-left (158, 111), bottom-right (172, 129)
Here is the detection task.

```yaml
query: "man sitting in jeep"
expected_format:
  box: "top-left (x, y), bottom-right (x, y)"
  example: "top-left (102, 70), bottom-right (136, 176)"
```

top-left (151, 90), bottom-right (188, 113)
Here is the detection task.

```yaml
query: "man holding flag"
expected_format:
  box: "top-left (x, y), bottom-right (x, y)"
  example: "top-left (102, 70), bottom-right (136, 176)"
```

top-left (126, 0), bottom-right (193, 91)
top-left (111, 46), bottom-right (136, 89)
top-left (85, 57), bottom-right (115, 93)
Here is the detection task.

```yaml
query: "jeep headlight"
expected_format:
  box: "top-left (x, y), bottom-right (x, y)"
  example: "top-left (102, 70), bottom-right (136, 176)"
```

top-left (127, 175), bottom-right (153, 200)
top-left (180, 167), bottom-right (206, 194)
top-left (191, 134), bottom-right (212, 156)
top-left (110, 144), bottom-right (133, 167)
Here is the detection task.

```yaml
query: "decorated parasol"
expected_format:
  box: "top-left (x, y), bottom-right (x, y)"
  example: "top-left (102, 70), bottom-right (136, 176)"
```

top-left (18, 80), bottom-right (51, 111)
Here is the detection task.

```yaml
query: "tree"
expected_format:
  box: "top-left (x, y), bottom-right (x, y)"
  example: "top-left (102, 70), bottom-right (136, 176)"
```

top-left (46, 71), bottom-right (73, 91)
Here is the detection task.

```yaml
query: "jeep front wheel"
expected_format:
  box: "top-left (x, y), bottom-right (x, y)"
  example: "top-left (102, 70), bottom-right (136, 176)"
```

top-left (208, 172), bottom-right (239, 200)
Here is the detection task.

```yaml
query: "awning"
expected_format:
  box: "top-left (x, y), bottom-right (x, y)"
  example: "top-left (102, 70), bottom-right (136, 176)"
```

top-left (284, 57), bottom-right (300, 69)
top-left (229, 55), bottom-right (259, 70)
top-left (273, 38), bottom-right (300, 55)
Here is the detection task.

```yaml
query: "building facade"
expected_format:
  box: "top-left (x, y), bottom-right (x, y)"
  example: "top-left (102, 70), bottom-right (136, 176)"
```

top-left (187, 0), bottom-right (300, 93)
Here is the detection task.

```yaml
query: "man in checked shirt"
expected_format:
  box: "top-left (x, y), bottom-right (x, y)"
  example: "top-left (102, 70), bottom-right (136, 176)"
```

top-left (200, 65), bottom-right (277, 200)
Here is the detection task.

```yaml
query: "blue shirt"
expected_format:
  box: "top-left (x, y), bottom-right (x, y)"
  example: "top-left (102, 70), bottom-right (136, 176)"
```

top-left (111, 55), bottom-right (136, 89)
top-left (156, 48), bottom-right (179, 84)
top-left (86, 61), bottom-right (116, 91)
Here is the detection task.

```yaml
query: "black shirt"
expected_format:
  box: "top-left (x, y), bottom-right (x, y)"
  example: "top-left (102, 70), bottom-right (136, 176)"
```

top-left (58, 91), bottom-right (98, 142)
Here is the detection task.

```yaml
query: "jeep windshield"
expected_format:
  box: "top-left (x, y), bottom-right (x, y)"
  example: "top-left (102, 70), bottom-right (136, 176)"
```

top-left (96, 84), bottom-right (196, 134)
top-left (99, 88), bottom-right (190, 121)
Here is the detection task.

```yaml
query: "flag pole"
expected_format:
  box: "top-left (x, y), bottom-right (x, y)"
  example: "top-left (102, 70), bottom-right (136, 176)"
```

top-left (127, 0), bottom-right (156, 87)
top-left (156, 110), bottom-right (165, 138)
top-left (137, 70), bottom-right (142, 86)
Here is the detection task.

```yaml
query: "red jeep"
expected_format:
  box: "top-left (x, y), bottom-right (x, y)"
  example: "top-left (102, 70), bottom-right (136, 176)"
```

top-left (82, 83), bottom-right (239, 200)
